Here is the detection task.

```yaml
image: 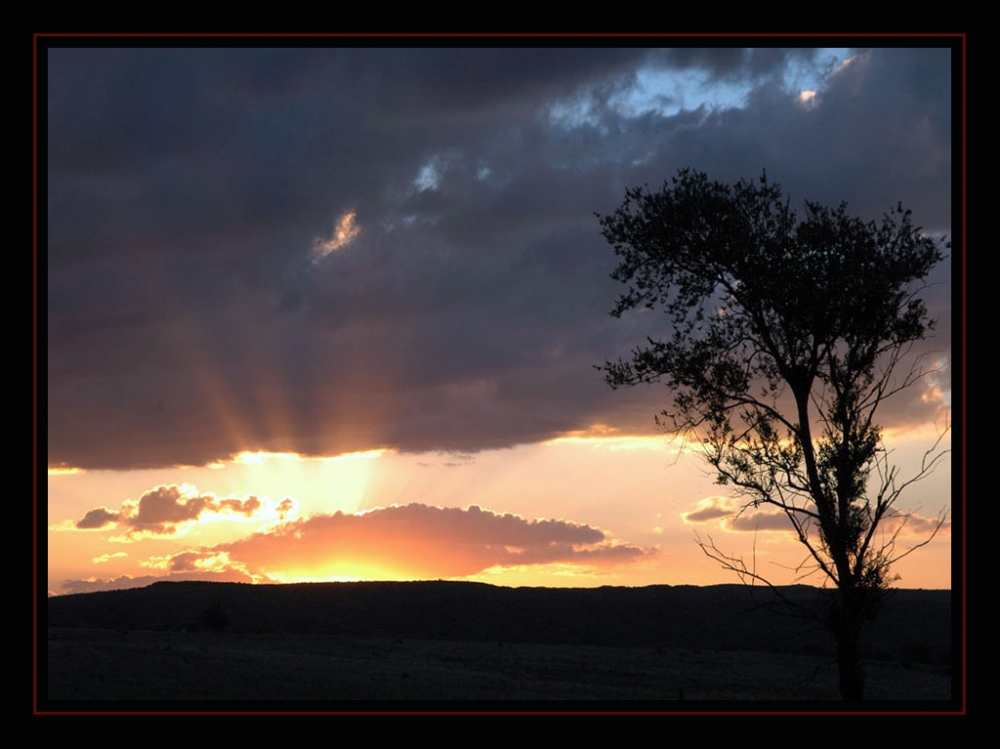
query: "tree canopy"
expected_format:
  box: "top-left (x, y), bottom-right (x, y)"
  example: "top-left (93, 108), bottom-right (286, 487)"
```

top-left (599, 169), bottom-right (948, 700)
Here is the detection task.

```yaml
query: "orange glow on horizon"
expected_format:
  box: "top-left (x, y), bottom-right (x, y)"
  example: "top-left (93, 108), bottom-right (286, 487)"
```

top-left (48, 434), bottom-right (951, 594)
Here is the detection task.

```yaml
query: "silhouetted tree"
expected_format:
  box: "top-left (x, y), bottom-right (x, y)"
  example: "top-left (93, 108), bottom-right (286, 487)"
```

top-left (598, 169), bottom-right (948, 701)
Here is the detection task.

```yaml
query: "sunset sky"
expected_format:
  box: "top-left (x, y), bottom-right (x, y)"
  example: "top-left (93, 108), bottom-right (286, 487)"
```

top-left (45, 43), bottom-right (956, 596)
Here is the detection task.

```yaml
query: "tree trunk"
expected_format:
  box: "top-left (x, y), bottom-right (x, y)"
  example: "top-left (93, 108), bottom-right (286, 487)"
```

top-left (836, 624), bottom-right (865, 701)
top-left (832, 588), bottom-right (866, 701)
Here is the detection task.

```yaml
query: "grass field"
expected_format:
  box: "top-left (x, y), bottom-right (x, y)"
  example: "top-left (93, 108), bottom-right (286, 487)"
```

top-left (46, 626), bottom-right (951, 704)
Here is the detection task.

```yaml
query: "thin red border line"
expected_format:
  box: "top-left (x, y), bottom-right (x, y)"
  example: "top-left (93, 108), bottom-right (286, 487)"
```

top-left (38, 708), bottom-right (966, 716)
top-left (960, 32), bottom-right (967, 716)
top-left (32, 31), bottom-right (38, 715)
top-left (30, 31), bottom-right (965, 34)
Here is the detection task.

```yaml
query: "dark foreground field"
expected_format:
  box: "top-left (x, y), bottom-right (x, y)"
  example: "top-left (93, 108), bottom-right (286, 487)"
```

top-left (45, 580), bottom-right (954, 706)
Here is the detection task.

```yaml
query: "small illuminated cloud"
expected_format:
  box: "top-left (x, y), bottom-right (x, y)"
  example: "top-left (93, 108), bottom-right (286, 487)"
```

top-left (92, 552), bottom-right (128, 564)
top-left (74, 484), bottom-right (270, 540)
top-left (827, 52), bottom-right (871, 94)
top-left (922, 383), bottom-right (945, 405)
top-left (276, 497), bottom-right (298, 522)
top-left (883, 510), bottom-right (951, 537)
top-left (141, 550), bottom-right (235, 573)
top-left (312, 210), bottom-right (360, 261)
top-left (76, 506), bottom-right (120, 530)
top-left (682, 496), bottom-right (738, 524)
top-left (923, 358), bottom-right (951, 409)
top-left (727, 510), bottom-right (798, 533)
top-left (798, 90), bottom-right (818, 109)
top-left (683, 496), bottom-right (794, 533)
top-left (48, 465), bottom-right (85, 476)
top-left (834, 54), bottom-right (859, 75)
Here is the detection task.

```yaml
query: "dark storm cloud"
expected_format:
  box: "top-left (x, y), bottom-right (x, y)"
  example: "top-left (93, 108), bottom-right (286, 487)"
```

top-left (47, 45), bottom-right (954, 469)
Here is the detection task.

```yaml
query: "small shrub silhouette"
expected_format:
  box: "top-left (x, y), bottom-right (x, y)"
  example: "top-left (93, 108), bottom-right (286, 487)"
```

top-left (198, 601), bottom-right (230, 631)
top-left (897, 639), bottom-right (934, 668)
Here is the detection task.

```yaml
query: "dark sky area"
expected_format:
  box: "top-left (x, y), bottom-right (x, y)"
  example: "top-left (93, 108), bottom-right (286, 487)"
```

top-left (47, 45), bottom-right (955, 470)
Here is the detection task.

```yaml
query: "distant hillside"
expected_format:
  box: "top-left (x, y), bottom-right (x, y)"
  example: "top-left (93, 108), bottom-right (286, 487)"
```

top-left (47, 580), bottom-right (951, 664)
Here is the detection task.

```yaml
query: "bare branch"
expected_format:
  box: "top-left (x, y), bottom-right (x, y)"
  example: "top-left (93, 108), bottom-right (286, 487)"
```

top-left (695, 532), bottom-right (822, 620)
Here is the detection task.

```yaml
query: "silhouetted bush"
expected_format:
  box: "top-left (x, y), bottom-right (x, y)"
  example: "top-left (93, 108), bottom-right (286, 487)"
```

top-left (198, 601), bottom-right (230, 631)
top-left (897, 639), bottom-right (934, 668)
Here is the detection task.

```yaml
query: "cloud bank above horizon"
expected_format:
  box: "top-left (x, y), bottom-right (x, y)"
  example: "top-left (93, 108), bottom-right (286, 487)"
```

top-left (56, 488), bottom-right (653, 593)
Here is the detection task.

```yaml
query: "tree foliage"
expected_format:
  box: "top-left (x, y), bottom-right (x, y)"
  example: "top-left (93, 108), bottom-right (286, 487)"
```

top-left (599, 169), bottom-right (948, 700)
